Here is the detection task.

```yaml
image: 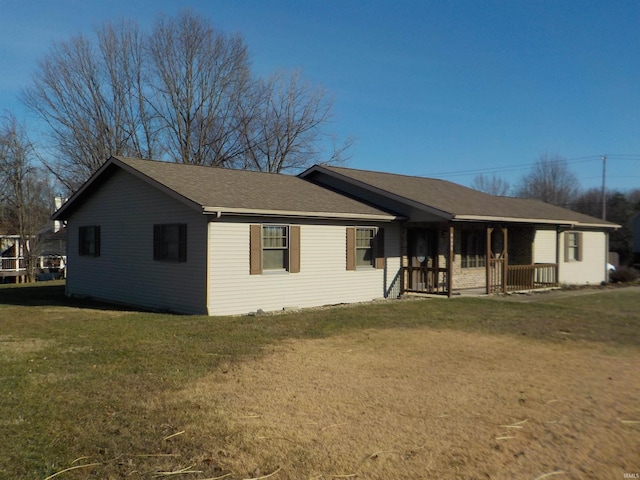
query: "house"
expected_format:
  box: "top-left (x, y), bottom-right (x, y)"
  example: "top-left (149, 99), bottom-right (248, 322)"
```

top-left (0, 197), bottom-right (67, 283)
top-left (301, 165), bottom-right (619, 295)
top-left (0, 231), bottom-right (27, 283)
top-left (52, 156), bottom-right (618, 315)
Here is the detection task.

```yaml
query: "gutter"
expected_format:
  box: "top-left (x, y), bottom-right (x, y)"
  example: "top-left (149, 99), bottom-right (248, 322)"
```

top-left (202, 206), bottom-right (400, 221)
top-left (453, 214), bottom-right (619, 229)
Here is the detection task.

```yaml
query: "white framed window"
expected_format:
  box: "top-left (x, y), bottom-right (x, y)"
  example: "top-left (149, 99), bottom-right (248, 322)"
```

top-left (79, 226), bottom-right (100, 257)
top-left (355, 227), bottom-right (376, 268)
top-left (262, 225), bottom-right (289, 271)
top-left (565, 231), bottom-right (582, 262)
top-left (250, 224), bottom-right (300, 275)
top-left (154, 224), bottom-right (187, 262)
top-left (346, 226), bottom-right (384, 271)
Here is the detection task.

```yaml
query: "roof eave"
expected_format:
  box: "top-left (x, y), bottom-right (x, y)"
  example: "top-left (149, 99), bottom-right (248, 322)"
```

top-left (203, 206), bottom-right (400, 221)
top-left (453, 214), bottom-right (620, 229)
top-left (52, 156), bottom-right (117, 221)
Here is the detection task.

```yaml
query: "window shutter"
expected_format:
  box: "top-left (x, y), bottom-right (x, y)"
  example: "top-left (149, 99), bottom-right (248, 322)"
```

top-left (250, 224), bottom-right (262, 275)
top-left (289, 225), bottom-right (301, 273)
top-left (563, 231), bottom-right (569, 262)
top-left (94, 226), bottom-right (101, 257)
top-left (577, 232), bottom-right (583, 262)
top-left (178, 224), bottom-right (187, 262)
top-left (78, 227), bottom-right (85, 256)
top-left (375, 227), bottom-right (385, 269)
top-left (153, 225), bottom-right (162, 261)
top-left (346, 227), bottom-right (356, 271)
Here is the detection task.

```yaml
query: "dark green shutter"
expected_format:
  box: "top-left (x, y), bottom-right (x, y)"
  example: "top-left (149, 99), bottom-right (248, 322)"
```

top-left (178, 224), bottom-right (187, 262)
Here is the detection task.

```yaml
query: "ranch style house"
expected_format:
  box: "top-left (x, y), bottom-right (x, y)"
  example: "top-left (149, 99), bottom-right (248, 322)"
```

top-left (52, 156), bottom-right (619, 315)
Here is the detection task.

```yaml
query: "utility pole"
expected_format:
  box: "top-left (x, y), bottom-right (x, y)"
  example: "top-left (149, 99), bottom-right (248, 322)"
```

top-left (601, 155), bottom-right (607, 220)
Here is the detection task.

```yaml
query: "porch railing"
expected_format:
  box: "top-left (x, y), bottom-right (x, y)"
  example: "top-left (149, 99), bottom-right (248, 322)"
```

top-left (0, 257), bottom-right (26, 271)
top-left (510, 263), bottom-right (558, 291)
top-left (489, 260), bottom-right (558, 293)
top-left (403, 266), bottom-right (448, 295)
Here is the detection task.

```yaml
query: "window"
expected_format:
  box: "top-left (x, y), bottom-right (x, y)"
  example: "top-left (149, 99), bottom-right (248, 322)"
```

top-left (346, 227), bottom-right (384, 270)
top-left (154, 224), bottom-right (187, 262)
top-left (262, 225), bottom-right (288, 271)
top-left (461, 230), bottom-right (486, 268)
top-left (249, 224), bottom-right (300, 275)
top-left (79, 226), bottom-right (100, 256)
top-left (565, 231), bottom-right (582, 262)
top-left (356, 227), bottom-right (375, 267)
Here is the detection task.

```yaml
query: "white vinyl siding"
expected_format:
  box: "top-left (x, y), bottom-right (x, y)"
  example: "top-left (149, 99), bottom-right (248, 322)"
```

top-left (533, 228), bottom-right (557, 264)
top-left (207, 222), bottom-right (401, 316)
top-left (65, 169), bottom-right (208, 314)
top-left (558, 230), bottom-right (607, 285)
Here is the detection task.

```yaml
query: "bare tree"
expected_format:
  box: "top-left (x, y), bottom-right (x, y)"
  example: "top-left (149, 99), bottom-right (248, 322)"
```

top-left (23, 10), bottom-right (350, 186)
top-left (22, 20), bottom-right (158, 191)
top-left (97, 20), bottom-right (160, 160)
top-left (0, 114), bottom-right (53, 281)
top-left (241, 70), bottom-right (350, 173)
top-left (572, 188), bottom-right (601, 217)
top-left (471, 174), bottom-right (510, 196)
top-left (147, 11), bottom-right (251, 166)
top-left (515, 154), bottom-right (580, 207)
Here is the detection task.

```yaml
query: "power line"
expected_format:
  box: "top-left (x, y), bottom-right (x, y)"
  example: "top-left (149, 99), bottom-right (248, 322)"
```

top-left (418, 155), bottom-right (602, 178)
top-left (417, 154), bottom-right (640, 180)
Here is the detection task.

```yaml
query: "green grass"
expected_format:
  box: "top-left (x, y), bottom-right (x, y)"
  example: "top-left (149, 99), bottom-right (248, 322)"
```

top-left (0, 282), bottom-right (639, 479)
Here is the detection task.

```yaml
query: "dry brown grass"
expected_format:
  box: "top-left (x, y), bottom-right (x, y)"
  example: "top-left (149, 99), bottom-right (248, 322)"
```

top-left (2, 283), bottom-right (640, 479)
top-left (176, 329), bottom-right (640, 480)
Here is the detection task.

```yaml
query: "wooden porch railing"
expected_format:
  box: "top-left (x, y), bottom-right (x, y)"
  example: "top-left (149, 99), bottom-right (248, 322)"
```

top-left (1, 257), bottom-right (26, 271)
top-left (403, 266), bottom-right (448, 295)
top-left (489, 260), bottom-right (558, 293)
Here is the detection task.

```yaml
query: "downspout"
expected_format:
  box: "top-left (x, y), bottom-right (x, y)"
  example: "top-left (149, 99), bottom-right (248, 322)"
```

top-left (205, 211), bottom-right (222, 316)
top-left (605, 231), bottom-right (610, 284)
top-left (555, 225), bottom-right (561, 287)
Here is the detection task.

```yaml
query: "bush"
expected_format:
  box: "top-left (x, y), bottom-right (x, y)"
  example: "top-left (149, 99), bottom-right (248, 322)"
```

top-left (610, 266), bottom-right (639, 283)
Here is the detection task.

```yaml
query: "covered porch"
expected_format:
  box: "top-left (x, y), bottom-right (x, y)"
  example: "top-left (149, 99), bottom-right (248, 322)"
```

top-left (400, 223), bottom-right (559, 297)
top-left (0, 237), bottom-right (27, 283)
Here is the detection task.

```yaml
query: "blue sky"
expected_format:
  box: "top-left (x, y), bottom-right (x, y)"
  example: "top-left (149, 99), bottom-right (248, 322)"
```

top-left (1, 0), bottom-right (639, 192)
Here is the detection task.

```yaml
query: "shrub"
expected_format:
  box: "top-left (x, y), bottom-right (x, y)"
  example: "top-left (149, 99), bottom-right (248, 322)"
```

top-left (610, 266), bottom-right (639, 283)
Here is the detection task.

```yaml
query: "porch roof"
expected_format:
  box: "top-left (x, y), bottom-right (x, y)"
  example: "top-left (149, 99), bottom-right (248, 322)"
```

top-left (301, 165), bottom-right (619, 228)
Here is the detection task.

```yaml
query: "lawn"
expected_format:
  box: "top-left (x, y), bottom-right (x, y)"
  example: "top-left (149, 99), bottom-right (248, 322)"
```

top-left (1, 282), bottom-right (639, 479)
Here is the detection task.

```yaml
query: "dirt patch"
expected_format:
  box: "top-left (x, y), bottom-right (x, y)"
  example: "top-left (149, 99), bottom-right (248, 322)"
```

top-left (181, 328), bottom-right (640, 479)
top-left (0, 335), bottom-right (53, 358)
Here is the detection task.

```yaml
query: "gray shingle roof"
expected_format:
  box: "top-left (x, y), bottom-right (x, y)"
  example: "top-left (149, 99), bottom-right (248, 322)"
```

top-left (55, 157), bottom-right (395, 220)
top-left (314, 165), bottom-right (618, 227)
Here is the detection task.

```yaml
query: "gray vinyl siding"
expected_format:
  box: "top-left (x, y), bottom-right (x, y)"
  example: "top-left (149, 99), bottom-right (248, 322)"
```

top-left (65, 169), bottom-right (208, 314)
top-left (207, 221), bottom-right (401, 316)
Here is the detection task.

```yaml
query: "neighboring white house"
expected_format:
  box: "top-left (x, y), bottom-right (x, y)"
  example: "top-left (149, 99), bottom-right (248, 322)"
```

top-left (52, 157), bottom-right (619, 315)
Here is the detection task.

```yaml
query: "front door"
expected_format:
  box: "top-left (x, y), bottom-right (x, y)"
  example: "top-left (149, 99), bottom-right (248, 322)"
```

top-left (407, 228), bottom-right (441, 293)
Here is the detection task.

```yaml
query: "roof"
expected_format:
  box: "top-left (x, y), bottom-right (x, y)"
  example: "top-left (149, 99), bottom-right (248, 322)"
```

top-left (53, 157), bottom-right (397, 221)
top-left (301, 165), bottom-right (619, 228)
